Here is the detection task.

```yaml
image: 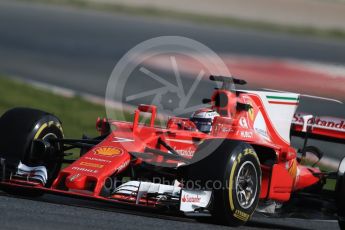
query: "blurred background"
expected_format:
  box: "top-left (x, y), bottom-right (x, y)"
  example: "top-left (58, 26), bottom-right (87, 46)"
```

top-left (0, 1), bottom-right (344, 229)
top-left (0, 0), bottom-right (344, 149)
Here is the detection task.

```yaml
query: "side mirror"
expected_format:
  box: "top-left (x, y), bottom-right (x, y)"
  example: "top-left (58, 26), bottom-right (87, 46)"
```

top-left (133, 104), bottom-right (157, 131)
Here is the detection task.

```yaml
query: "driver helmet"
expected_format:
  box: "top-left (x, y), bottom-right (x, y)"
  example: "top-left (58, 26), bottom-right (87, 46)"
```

top-left (190, 108), bottom-right (220, 133)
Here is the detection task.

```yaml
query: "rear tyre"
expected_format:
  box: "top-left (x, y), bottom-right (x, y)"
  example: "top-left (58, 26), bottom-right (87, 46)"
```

top-left (336, 157), bottom-right (345, 230)
top-left (339, 220), bottom-right (345, 230)
top-left (0, 108), bottom-right (64, 196)
top-left (185, 139), bottom-right (261, 226)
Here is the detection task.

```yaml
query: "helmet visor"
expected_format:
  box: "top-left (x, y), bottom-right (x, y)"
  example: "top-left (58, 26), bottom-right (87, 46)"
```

top-left (190, 117), bottom-right (213, 133)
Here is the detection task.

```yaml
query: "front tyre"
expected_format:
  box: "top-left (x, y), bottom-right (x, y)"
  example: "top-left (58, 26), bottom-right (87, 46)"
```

top-left (216, 143), bottom-right (261, 226)
top-left (186, 140), bottom-right (261, 226)
top-left (0, 108), bottom-right (64, 196)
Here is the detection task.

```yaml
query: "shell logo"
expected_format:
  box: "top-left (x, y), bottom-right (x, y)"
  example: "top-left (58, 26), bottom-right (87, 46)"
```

top-left (93, 147), bottom-right (123, 157)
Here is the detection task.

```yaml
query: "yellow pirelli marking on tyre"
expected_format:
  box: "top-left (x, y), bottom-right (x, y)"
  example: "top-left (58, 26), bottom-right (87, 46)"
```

top-left (34, 122), bottom-right (63, 139)
top-left (244, 148), bottom-right (259, 164)
top-left (34, 123), bottom-right (48, 139)
top-left (49, 121), bottom-right (63, 132)
top-left (244, 148), bottom-right (255, 156)
top-left (55, 122), bottom-right (64, 137)
top-left (229, 148), bottom-right (258, 212)
top-left (229, 159), bottom-right (238, 211)
top-left (234, 210), bottom-right (249, 221)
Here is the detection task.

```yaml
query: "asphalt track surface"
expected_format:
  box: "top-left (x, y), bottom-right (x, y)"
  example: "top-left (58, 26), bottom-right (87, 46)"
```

top-left (0, 1), bottom-right (344, 230)
top-left (0, 191), bottom-right (340, 230)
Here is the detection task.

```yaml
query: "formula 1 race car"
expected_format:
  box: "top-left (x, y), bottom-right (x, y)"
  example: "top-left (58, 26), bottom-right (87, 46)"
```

top-left (0, 76), bottom-right (344, 228)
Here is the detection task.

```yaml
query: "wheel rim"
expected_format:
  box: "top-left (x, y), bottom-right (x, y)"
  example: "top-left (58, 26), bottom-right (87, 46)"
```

top-left (235, 161), bottom-right (258, 209)
top-left (42, 133), bottom-right (58, 142)
top-left (41, 132), bottom-right (62, 182)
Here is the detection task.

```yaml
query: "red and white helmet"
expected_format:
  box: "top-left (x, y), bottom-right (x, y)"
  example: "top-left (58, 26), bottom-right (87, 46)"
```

top-left (190, 108), bottom-right (220, 133)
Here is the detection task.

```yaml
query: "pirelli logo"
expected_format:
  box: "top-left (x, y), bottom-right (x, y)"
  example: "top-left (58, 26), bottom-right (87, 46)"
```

top-left (234, 210), bottom-right (249, 221)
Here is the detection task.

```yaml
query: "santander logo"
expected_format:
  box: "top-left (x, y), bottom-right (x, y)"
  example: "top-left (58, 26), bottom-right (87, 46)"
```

top-left (293, 113), bottom-right (345, 132)
top-left (182, 194), bottom-right (201, 203)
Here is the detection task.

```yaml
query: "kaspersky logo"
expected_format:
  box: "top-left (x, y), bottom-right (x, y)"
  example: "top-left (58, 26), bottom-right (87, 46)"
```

top-left (182, 194), bottom-right (201, 203)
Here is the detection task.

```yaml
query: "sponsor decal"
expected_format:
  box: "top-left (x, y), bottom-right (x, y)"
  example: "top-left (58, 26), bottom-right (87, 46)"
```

top-left (221, 127), bottom-right (232, 133)
top-left (85, 157), bottom-right (112, 164)
top-left (80, 162), bottom-right (104, 169)
top-left (293, 114), bottom-right (345, 132)
top-left (234, 209), bottom-right (249, 221)
top-left (71, 167), bottom-right (98, 174)
top-left (112, 137), bottom-right (134, 143)
top-left (69, 174), bottom-right (81, 182)
top-left (239, 117), bottom-right (248, 128)
top-left (181, 194), bottom-right (201, 203)
top-left (237, 131), bottom-right (254, 139)
top-left (292, 114), bottom-right (309, 125)
top-left (256, 128), bottom-right (268, 138)
top-left (93, 147), bottom-right (123, 157)
top-left (116, 160), bottom-right (130, 172)
top-left (165, 138), bottom-right (195, 144)
top-left (174, 147), bottom-right (195, 158)
top-left (180, 190), bottom-right (212, 212)
top-left (266, 95), bottom-right (299, 105)
top-left (253, 111), bottom-right (270, 140)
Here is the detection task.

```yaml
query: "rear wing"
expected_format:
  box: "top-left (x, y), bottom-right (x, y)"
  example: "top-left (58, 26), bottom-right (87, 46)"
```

top-left (291, 112), bottom-right (345, 144)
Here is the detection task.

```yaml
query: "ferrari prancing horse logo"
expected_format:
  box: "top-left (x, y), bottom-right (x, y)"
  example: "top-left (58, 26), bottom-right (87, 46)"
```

top-left (248, 101), bottom-right (255, 121)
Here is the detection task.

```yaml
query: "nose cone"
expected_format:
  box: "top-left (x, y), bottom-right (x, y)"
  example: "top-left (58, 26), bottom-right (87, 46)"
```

top-left (65, 174), bottom-right (87, 190)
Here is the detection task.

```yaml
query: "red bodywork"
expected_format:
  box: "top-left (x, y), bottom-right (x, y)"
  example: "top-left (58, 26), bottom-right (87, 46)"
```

top-left (1, 87), bottom-right (344, 207)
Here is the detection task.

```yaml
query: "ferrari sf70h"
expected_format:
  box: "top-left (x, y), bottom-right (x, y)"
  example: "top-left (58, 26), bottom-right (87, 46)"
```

top-left (0, 76), bottom-right (344, 228)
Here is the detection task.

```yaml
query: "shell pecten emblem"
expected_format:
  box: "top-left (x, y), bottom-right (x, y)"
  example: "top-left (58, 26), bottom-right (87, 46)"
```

top-left (93, 147), bottom-right (123, 157)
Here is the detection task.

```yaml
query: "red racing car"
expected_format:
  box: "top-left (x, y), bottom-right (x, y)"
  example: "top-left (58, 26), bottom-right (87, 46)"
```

top-left (0, 76), bottom-right (344, 228)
